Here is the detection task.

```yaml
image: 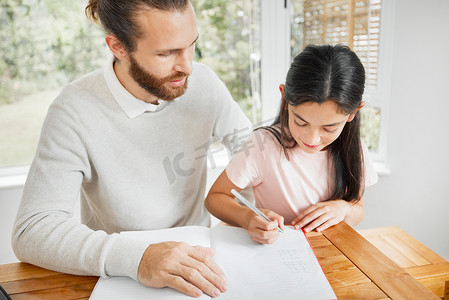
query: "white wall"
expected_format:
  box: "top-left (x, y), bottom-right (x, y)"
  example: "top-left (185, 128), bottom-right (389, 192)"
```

top-left (0, 187), bottom-right (22, 264)
top-left (1, 0), bottom-right (449, 264)
top-left (356, 0), bottom-right (449, 261)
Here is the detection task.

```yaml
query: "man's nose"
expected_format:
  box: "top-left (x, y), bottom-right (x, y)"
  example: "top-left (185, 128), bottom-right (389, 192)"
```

top-left (174, 50), bottom-right (193, 75)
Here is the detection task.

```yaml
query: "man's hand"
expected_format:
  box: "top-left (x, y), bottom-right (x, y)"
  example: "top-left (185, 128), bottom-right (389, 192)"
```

top-left (246, 209), bottom-right (284, 244)
top-left (137, 241), bottom-right (228, 298)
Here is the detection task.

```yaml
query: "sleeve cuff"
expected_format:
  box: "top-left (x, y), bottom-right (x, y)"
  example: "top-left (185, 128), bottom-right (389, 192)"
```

top-left (104, 236), bottom-right (150, 281)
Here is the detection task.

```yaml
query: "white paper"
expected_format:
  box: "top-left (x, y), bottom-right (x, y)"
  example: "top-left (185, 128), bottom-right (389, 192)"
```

top-left (210, 226), bottom-right (336, 300)
top-left (89, 226), bottom-right (336, 300)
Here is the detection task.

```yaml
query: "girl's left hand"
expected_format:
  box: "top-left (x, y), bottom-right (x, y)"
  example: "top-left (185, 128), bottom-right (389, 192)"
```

top-left (291, 200), bottom-right (351, 233)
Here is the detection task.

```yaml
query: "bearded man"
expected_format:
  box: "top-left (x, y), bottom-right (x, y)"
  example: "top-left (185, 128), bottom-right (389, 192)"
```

top-left (12, 1), bottom-right (250, 298)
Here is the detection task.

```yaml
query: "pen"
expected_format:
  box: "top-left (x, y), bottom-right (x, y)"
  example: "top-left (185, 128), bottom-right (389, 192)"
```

top-left (231, 189), bottom-right (283, 233)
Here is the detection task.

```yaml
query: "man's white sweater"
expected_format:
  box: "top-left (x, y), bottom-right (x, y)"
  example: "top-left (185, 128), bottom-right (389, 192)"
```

top-left (12, 59), bottom-right (251, 281)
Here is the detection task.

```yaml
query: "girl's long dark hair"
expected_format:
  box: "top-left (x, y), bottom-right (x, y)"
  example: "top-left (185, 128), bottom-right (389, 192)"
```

top-left (262, 44), bottom-right (366, 202)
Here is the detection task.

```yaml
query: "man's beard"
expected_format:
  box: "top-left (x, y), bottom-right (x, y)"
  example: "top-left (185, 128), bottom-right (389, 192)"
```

top-left (128, 55), bottom-right (188, 101)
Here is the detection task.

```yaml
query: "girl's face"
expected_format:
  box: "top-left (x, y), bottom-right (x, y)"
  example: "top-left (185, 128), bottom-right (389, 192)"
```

top-left (287, 100), bottom-right (361, 154)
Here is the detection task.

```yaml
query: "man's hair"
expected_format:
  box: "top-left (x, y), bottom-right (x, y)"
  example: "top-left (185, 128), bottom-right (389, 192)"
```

top-left (85, 0), bottom-right (190, 52)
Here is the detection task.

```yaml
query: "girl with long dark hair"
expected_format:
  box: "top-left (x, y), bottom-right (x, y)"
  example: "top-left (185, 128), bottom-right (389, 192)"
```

top-left (205, 44), bottom-right (378, 244)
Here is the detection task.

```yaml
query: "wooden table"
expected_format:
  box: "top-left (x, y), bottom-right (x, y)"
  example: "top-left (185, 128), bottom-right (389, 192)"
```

top-left (1, 222), bottom-right (448, 299)
top-left (357, 226), bottom-right (449, 299)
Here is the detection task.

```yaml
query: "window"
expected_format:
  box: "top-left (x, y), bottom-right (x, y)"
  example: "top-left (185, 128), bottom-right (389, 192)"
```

top-left (1, 0), bottom-right (390, 182)
top-left (0, 0), bottom-right (262, 172)
top-left (192, 0), bottom-right (262, 124)
top-left (0, 0), bottom-right (109, 168)
top-left (290, 0), bottom-right (389, 160)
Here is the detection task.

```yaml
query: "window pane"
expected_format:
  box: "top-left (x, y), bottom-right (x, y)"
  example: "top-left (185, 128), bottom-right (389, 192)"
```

top-left (360, 106), bottom-right (380, 152)
top-left (192, 0), bottom-right (262, 123)
top-left (0, 0), bottom-right (109, 167)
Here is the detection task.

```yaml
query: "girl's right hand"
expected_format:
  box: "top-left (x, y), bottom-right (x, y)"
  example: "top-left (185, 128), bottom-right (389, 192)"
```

top-left (246, 209), bottom-right (284, 244)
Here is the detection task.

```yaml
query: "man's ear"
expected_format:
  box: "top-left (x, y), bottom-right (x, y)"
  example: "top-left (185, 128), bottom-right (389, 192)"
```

top-left (347, 101), bottom-right (365, 122)
top-left (105, 35), bottom-right (129, 61)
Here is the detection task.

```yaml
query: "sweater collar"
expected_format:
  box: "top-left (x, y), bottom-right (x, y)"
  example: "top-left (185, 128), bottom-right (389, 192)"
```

top-left (103, 56), bottom-right (167, 118)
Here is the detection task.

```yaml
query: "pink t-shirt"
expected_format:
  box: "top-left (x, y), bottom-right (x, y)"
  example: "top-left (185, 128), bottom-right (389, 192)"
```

top-left (226, 129), bottom-right (378, 224)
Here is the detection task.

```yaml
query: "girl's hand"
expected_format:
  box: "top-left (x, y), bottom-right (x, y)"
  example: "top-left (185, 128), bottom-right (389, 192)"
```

top-left (246, 209), bottom-right (285, 244)
top-left (291, 200), bottom-right (351, 233)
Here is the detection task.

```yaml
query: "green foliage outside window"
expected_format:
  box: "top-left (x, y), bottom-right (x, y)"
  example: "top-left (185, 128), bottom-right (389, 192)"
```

top-left (360, 106), bottom-right (381, 152)
top-left (0, 0), bottom-right (108, 106)
top-left (0, 0), bottom-right (109, 166)
top-left (192, 0), bottom-right (261, 123)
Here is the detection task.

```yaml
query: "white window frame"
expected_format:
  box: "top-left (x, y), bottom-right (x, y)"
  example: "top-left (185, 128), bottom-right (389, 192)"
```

top-left (368, 0), bottom-right (395, 166)
top-left (260, 0), bottom-right (291, 122)
top-left (0, 165), bottom-right (29, 190)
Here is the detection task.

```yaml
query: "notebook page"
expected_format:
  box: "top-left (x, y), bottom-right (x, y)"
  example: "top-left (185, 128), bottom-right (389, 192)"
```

top-left (89, 226), bottom-right (212, 300)
top-left (210, 226), bottom-right (336, 300)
